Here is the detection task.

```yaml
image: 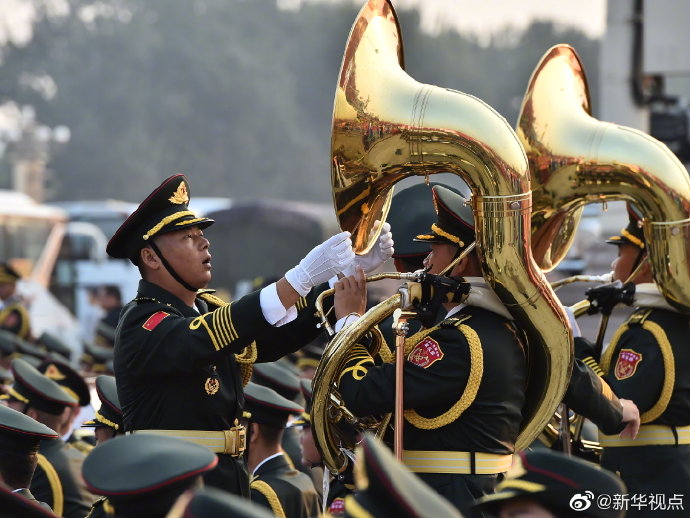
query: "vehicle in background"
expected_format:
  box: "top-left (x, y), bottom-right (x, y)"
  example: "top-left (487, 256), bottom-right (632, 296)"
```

top-left (204, 199), bottom-right (338, 299)
top-left (0, 190), bottom-right (81, 348)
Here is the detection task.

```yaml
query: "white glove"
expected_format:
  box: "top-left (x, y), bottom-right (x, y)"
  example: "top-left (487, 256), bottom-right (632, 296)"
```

top-left (563, 305), bottom-right (582, 338)
top-left (285, 231), bottom-right (355, 296)
top-left (343, 221), bottom-right (394, 276)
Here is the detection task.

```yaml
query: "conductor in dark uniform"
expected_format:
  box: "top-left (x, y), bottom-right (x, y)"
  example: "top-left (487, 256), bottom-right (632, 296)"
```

top-left (244, 381), bottom-right (320, 518)
top-left (576, 204), bottom-right (690, 517)
top-left (4, 358), bottom-right (94, 518)
top-left (107, 174), bottom-right (393, 496)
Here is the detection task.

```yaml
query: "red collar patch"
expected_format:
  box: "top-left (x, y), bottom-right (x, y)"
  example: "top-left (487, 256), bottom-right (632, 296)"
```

top-left (142, 311), bottom-right (170, 331)
top-left (407, 336), bottom-right (444, 369)
top-left (614, 348), bottom-right (643, 380)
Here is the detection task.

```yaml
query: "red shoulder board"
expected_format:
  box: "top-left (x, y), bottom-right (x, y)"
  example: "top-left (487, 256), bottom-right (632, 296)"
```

top-left (142, 311), bottom-right (170, 331)
top-left (614, 348), bottom-right (643, 380)
top-left (407, 336), bottom-right (444, 368)
top-left (328, 498), bottom-right (345, 516)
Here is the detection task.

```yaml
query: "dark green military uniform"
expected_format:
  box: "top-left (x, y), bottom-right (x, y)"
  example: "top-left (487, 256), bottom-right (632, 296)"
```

top-left (252, 361), bottom-right (310, 476)
top-left (472, 448), bottom-right (626, 518)
top-left (574, 204), bottom-right (690, 517)
top-left (5, 358), bottom-right (94, 518)
top-left (0, 263), bottom-right (31, 340)
top-left (336, 433), bottom-right (463, 518)
top-left (0, 403), bottom-right (58, 513)
top-left (337, 186), bottom-right (527, 517)
top-left (108, 175), bottom-right (327, 496)
top-left (0, 484), bottom-right (57, 518)
top-left (244, 381), bottom-right (319, 518)
top-left (82, 434), bottom-right (217, 518)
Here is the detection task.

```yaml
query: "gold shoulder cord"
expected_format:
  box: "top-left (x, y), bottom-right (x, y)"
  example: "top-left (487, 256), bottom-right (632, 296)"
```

top-left (404, 323), bottom-right (484, 430)
top-left (251, 480), bottom-right (286, 518)
top-left (36, 453), bottom-right (64, 517)
top-left (601, 316), bottom-right (676, 424)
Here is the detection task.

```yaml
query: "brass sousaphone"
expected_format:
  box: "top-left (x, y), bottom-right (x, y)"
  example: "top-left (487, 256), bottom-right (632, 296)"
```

top-left (520, 45), bottom-right (690, 312)
top-left (312, 0), bottom-right (573, 474)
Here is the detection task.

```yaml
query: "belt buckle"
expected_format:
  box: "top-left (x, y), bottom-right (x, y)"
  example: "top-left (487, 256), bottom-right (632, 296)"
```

top-left (224, 424), bottom-right (246, 457)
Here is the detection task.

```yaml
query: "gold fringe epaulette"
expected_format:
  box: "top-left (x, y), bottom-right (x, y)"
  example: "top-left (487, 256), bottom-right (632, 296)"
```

top-left (197, 291), bottom-right (229, 308)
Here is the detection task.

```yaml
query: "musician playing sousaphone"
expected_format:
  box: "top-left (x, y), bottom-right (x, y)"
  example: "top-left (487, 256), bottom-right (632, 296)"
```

top-left (333, 185), bottom-right (642, 517)
top-left (575, 204), bottom-right (690, 517)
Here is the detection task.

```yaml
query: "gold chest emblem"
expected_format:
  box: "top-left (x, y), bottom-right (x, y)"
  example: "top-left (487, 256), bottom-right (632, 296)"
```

top-left (205, 377), bottom-right (220, 395)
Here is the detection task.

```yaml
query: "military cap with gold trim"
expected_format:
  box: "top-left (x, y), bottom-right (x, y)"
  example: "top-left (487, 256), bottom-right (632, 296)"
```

top-left (244, 381), bottom-right (303, 429)
top-left (252, 362), bottom-right (301, 402)
top-left (36, 331), bottom-right (72, 361)
top-left (80, 342), bottom-right (115, 374)
top-left (414, 185), bottom-right (475, 249)
top-left (38, 357), bottom-right (90, 407)
top-left (472, 449), bottom-right (626, 518)
top-left (5, 358), bottom-right (78, 415)
top-left (106, 174), bottom-right (214, 263)
top-left (288, 379), bottom-right (313, 428)
top-left (0, 403), bottom-right (58, 454)
top-left (296, 342), bottom-right (324, 372)
top-left (83, 434), bottom-right (218, 518)
top-left (82, 375), bottom-right (122, 432)
top-left (345, 433), bottom-right (463, 518)
top-left (606, 203), bottom-right (645, 249)
top-left (166, 487), bottom-right (275, 518)
top-left (0, 483), bottom-right (57, 518)
top-left (0, 262), bottom-right (21, 284)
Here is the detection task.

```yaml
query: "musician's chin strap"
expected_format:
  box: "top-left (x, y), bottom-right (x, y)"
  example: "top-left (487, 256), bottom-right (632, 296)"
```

top-left (414, 272), bottom-right (471, 328)
top-left (148, 240), bottom-right (200, 293)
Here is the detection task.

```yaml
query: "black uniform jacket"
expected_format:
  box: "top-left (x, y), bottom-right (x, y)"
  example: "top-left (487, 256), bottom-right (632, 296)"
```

top-left (114, 280), bottom-right (324, 495)
top-left (31, 439), bottom-right (93, 518)
top-left (339, 305), bottom-right (527, 455)
top-left (250, 453), bottom-right (320, 518)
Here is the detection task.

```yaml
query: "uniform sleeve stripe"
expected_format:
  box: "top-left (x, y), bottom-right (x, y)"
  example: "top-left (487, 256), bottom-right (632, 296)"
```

top-left (220, 305), bottom-right (237, 342)
top-left (213, 307), bottom-right (230, 345)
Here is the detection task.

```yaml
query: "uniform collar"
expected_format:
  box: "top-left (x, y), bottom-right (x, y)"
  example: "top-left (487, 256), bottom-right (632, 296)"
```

top-left (252, 452), bottom-right (287, 476)
top-left (136, 280), bottom-right (200, 317)
top-left (633, 283), bottom-right (677, 313)
top-left (446, 277), bottom-right (512, 320)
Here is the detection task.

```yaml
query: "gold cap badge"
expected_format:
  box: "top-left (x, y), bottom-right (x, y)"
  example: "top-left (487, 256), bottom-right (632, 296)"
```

top-left (169, 182), bottom-right (189, 204)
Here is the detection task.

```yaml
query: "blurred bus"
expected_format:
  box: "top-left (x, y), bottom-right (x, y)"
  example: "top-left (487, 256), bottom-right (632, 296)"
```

top-left (203, 199), bottom-right (339, 298)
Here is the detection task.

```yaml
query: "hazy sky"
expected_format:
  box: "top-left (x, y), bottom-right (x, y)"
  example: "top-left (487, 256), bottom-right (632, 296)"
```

top-left (1, 0), bottom-right (607, 46)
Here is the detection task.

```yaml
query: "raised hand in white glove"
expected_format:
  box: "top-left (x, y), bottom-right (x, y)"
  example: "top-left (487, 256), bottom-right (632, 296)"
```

top-left (285, 231), bottom-right (355, 296)
top-left (343, 221), bottom-right (394, 276)
top-left (563, 305), bottom-right (582, 338)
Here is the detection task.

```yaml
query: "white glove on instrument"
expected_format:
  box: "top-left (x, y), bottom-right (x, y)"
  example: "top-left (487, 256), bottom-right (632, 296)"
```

top-left (343, 221), bottom-right (394, 276)
top-left (285, 231), bottom-right (355, 296)
top-left (563, 305), bottom-right (582, 338)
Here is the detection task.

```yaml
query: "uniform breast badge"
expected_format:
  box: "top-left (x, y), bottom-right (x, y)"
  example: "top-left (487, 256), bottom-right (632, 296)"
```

top-left (205, 365), bottom-right (220, 395)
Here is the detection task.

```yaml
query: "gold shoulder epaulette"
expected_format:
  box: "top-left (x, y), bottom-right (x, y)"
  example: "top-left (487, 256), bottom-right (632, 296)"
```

top-left (628, 308), bottom-right (653, 326)
top-left (441, 314), bottom-right (472, 328)
top-left (197, 292), bottom-right (229, 308)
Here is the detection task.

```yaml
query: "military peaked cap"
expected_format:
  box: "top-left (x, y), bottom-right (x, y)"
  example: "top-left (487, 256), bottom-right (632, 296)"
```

top-left (252, 362), bottom-right (301, 401)
top-left (288, 379), bottom-right (313, 428)
top-left (38, 357), bottom-right (90, 407)
top-left (7, 358), bottom-right (78, 415)
top-left (606, 203), bottom-right (645, 250)
top-left (82, 375), bottom-right (122, 432)
top-left (244, 381), bottom-right (303, 429)
top-left (295, 342), bottom-right (324, 371)
top-left (347, 433), bottom-right (463, 518)
top-left (472, 449), bottom-right (626, 518)
top-left (83, 434), bottom-right (218, 518)
top-left (0, 403), bottom-right (58, 454)
top-left (36, 332), bottom-right (72, 361)
top-left (107, 174), bottom-right (214, 262)
top-left (414, 185), bottom-right (475, 250)
top-left (166, 487), bottom-right (275, 518)
top-left (0, 262), bottom-right (21, 284)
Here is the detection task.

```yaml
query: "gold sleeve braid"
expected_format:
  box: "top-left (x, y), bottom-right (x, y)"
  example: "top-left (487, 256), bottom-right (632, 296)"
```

top-left (404, 323), bottom-right (484, 430)
top-left (195, 293), bottom-right (257, 385)
top-left (339, 345), bottom-right (375, 382)
top-left (251, 480), bottom-right (287, 518)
